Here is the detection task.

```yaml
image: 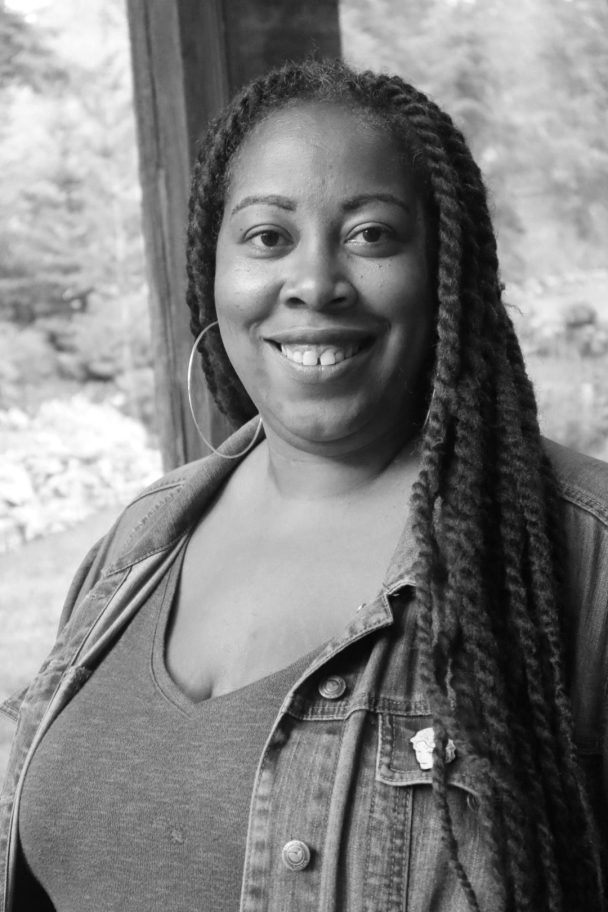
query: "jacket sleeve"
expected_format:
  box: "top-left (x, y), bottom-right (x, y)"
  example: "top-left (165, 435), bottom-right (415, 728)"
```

top-left (0, 466), bottom-right (196, 722)
top-left (0, 531), bottom-right (108, 724)
top-left (54, 531), bottom-right (112, 633)
top-left (54, 468), bottom-right (198, 632)
top-left (0, 508), bottom-right (126, 724)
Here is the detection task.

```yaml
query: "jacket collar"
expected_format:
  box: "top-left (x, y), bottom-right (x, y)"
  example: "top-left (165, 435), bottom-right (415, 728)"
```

top-left (383, 509), bottom-right (418, 594)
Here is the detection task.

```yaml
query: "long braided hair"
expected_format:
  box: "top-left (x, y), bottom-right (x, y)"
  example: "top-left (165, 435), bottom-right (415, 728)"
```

top-left (185, 59), bottom-right (605, 911)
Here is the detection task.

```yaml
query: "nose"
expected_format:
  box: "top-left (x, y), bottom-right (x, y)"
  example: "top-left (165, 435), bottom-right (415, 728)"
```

top-left (279, 241), bottom-right (355, 311)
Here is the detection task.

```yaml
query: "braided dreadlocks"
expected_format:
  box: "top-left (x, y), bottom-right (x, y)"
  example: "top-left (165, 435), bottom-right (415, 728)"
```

top-left (185, 59), bottom-right (605, 911)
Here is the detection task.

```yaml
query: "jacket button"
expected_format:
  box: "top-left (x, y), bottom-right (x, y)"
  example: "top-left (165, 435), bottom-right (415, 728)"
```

top-left (281, 839), bottom-right (311, 871)
top-left (318, 675), bottom-right (347, 700)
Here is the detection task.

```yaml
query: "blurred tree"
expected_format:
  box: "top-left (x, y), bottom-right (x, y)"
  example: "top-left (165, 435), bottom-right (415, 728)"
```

top-left (0, 2), bottom-right (66, 92)
top-left (341, 0), bottom-right (527, 276)
top-left (340, 0), bottom-right (608, 282)
top-left (0, 0), bottom-right (144, 322)
top-left (536, 0), bottom-right (608, 240)
top-left (0, 0), bottom-right (150, 430)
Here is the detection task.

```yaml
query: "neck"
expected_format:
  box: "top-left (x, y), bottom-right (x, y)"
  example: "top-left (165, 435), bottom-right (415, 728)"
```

top-left (257, 425), bottom-right (420, 503)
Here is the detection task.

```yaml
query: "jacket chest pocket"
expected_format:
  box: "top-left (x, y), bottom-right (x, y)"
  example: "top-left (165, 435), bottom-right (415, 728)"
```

top-left (363, 712), bottom-right (495, 912)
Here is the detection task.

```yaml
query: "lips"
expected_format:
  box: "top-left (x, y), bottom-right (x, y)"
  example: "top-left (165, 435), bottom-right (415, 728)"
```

top-left (265, 327), bottom-right (377, 369)
top-left (279, 342), bottom-right (364, 366)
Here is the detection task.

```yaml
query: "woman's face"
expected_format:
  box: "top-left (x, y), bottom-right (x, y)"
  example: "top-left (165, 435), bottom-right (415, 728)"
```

top-left (214, 102), bottom-right (434, 453)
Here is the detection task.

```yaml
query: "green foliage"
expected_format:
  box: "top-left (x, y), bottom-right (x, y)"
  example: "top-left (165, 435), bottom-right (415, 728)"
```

top-left (43, 293), bottom-right (152, 382)
top-left (535, 0), bottom-right (608, 238)
top-left (0, 0), bottom-right (153, 429)
top-left (0, 2), bottom-right (66, 92)
top-left (340, 0), bottom-right (608, 282)
top-left (0, 291), bottom-right (155, 430)
top-left (0, 0), bottom-right (144, 296)
top-left (0, 322), bottom-right (60, 411)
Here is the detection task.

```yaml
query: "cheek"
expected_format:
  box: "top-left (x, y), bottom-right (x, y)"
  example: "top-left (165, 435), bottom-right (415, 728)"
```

top-left (375, 276), bottom-right (433, 339)
top-left (360, 253), bottom-right (429, 306)
top-left (215, 322), bottom-right (266, 409)
top-left (214, 260), bottom-right (274, 325)
top-left (379, 279), bottom-right (434, 370)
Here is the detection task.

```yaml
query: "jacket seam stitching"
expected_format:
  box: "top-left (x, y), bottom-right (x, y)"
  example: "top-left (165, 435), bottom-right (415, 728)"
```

top-left (558, 484), bottom-right (608, 527)
top-left (121, 492), bottom-right (179, 549)
top-left (0, 704), bottom-right (18, 723)
top-left (126, 480), bottom-right (186, 505)
top-left (102, 534), bottom-right (188, 575)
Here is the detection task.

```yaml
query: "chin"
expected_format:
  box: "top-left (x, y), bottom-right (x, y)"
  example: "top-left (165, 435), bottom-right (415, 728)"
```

top-left (266, 399), bottom-right (395, 450)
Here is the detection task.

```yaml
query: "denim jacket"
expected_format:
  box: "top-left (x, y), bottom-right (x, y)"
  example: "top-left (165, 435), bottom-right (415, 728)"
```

top-left (1, 421), bottom-right (607, 912)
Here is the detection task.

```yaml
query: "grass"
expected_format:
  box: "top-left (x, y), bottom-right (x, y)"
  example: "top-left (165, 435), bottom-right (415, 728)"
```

top-left (0, 506), bottom-right (121, 783)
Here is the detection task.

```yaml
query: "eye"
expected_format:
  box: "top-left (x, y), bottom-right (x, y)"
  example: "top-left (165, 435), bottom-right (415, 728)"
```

top-left (346, 223), bottom-right (397, 250)
top-left (245, 227), bottom-right (291, 252)
top-left (359, 226), bottom-right (387, 243)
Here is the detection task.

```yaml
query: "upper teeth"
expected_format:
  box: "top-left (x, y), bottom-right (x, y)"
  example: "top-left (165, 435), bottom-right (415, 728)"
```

top-left (280, 344), bottom-right (360, 366)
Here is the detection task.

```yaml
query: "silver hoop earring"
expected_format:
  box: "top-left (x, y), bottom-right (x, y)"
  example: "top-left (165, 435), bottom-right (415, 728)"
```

top-left (187, 320), bottom-right (263, 459)
top-left (421, 388), bottom-right (436, 434)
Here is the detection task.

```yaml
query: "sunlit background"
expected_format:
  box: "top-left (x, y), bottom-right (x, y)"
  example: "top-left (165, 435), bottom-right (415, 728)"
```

top-left (1, 0), bottom-right (607, 773)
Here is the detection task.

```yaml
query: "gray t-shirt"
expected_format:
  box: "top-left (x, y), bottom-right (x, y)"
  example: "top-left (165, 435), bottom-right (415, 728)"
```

top-left (20, 551), bottom-right (314, 911)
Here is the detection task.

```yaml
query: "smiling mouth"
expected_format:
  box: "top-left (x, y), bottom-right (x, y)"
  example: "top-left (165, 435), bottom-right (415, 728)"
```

top-left (273, 340), bottom-right (373, 367)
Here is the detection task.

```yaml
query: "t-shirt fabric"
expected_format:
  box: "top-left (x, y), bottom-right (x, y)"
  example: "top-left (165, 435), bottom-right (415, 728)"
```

top-left (19, 549), bottom-right (314, 912)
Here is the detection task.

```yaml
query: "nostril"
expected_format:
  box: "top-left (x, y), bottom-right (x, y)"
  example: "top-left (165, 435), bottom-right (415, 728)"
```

top-left (281, 276), bottom-right (355, 310)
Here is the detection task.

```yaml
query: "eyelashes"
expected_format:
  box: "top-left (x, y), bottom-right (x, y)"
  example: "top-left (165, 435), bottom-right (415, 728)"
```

top-left (243, 223), bottom-right (400, 256)
top-left (346, 224), bottom-right (396, 246)
top-left (246, 228), bottom-right (289, 250)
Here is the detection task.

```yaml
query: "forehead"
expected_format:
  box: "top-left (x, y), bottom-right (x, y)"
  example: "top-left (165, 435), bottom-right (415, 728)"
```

top-left (225, 102), bottom-right (419, 205)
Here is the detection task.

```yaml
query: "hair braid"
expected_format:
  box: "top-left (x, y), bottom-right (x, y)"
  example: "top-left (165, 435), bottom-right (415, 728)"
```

top-left (184, 58), bottom-right (606, 911)
top-left (389, 87), bottom-right (529, 904)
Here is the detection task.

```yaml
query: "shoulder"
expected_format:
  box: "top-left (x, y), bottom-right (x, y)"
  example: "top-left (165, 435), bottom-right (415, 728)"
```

top-left (543, 438), bottom-right (608, 597)
top-left (101, 461), bottom-right (202, 555)
top-left (543, 439), bottom-right (608, 745)
top-left (55, 453), bottom-right (232, 631)
top-left (544, 437), bottom-right (608, 529)
top-left (60, 419), bottom-right (262, 621)
top-left (110, 419), bottom-right (262, 557)
top-left (118, 459), bottom-right (207, 529)
top-left (95, 454), bottom-right (228, 569)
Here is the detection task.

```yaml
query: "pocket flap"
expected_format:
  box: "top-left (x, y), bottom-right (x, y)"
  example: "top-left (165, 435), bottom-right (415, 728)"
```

top-left (376, 712), bottom-right (479, 798)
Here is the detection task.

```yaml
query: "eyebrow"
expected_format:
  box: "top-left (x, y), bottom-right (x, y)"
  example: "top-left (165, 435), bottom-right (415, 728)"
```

top-left (341, 193), bottom-right (412, 215)
top-left (230, 194), bottom-right (296, 216)
top-left (229, 191), bottom-right (412, 217)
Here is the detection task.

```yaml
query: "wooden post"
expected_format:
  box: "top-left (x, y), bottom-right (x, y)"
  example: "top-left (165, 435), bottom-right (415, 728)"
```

top-left (126, 0), bottom-right (341, 469)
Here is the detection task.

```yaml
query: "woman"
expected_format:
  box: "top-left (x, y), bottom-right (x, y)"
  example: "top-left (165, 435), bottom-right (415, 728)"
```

top-left (1, 59), bottom-right (606, 911)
